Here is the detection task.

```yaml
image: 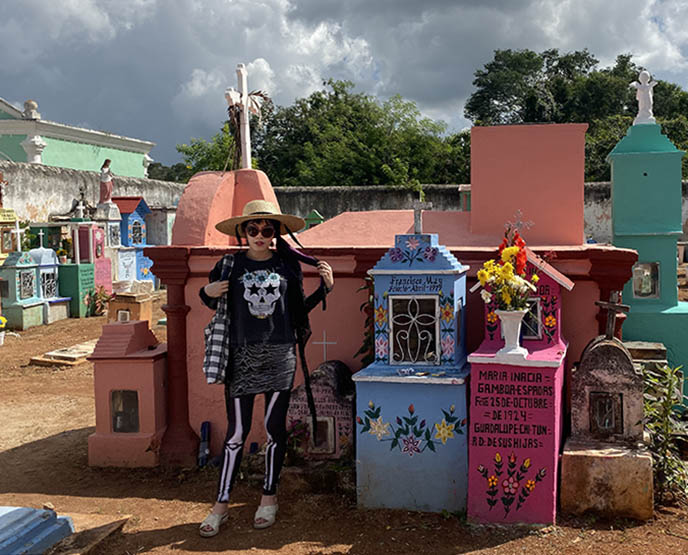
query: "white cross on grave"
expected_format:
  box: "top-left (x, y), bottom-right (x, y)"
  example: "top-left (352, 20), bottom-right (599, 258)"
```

top-left (37, 229), bottom-right (45, 248)
top-left (225, 63), bottom-right (252, 169)
top-left (412, 200), bottom-right (433, 234)
top-left (10, 221), bottom-right (25, 252)
top-left (313, 329), bottom-right (337, 361)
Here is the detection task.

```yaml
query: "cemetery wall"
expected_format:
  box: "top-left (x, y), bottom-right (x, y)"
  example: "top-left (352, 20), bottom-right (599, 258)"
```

top-left (0, 160), bottom-right (184, 222)
top-left (3, 160), bottom-right (688, 243)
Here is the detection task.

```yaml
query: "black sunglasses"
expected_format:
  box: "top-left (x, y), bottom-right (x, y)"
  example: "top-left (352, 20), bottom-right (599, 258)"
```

top-left (246, 224), bottom-right (276, 238)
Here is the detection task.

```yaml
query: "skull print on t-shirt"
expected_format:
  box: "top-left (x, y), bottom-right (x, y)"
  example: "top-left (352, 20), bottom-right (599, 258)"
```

top-left (241, 269), bottom-right (282, 318)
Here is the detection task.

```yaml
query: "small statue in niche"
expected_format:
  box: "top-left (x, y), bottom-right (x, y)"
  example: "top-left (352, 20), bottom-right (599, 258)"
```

top-left (630, 70), bottom-right (657, 125)
top-left (99, 159), bottom-right (115, 204)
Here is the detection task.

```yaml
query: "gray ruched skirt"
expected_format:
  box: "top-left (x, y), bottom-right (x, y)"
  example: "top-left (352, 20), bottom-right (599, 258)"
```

top-left (228, 342), bottom-right (296, 397)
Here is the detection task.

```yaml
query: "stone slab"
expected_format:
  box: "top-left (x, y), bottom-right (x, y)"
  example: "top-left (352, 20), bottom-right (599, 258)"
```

top-left (46, 512), bottom-right (129, 555)
top-left (30, 339), bottom-right (99, 366)
top-left (560, 439), bottom-right (653, 521)
top-left (45, 300), bottom-right (70, 324)
top-left (623, 340), bottom-right (667, 361)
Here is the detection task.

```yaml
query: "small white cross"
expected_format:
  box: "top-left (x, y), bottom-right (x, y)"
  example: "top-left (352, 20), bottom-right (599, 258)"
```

top-left (313, 329), bottom-right (337, 361)
top-left (10, 221), bottom-right (25, 252)
top-left (76, 201), bottom-right (85, 220)
top-left (37, 229), bottom-right (45, 248)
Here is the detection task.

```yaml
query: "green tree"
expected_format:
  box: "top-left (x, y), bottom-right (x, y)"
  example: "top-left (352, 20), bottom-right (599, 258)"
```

top-left (254, 80), bottom-right (465, 188)
top-left (466, 49), bottom-right (688, 180)
top-left (176, 122), bottom-right (236, 177)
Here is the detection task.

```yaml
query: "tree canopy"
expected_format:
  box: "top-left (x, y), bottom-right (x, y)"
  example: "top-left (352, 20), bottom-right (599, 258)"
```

top-left (254, 79), bottom-right (469, 188)
top-left (160, 49), bottom-right (688, 185)
top-left (465, 49), bottom-right (688, 180)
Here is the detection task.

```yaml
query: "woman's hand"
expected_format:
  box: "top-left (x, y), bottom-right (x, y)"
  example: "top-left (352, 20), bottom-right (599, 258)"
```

top-left (317, 261), bottom-right (334, 291)
top-left (204, 280), bottom-right (229, 298)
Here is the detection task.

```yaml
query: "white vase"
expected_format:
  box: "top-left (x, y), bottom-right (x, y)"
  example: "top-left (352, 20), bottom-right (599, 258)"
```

top-left (495, 309), bottom-right (528, 359)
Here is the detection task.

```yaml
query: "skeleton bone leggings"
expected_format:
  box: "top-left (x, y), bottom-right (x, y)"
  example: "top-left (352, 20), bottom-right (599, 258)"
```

top-left (216, 390), bottom-right (291, 503)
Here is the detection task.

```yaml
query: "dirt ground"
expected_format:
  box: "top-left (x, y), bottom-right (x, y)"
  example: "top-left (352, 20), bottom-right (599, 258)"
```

top-left (2, 296), bottom-right (688, 554)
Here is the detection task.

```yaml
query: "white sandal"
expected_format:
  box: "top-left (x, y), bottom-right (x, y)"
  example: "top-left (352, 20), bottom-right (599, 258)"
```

top-left (253, 504), bottom-right (278, 529)
top-left (199, 512), bottom-right (229, 537)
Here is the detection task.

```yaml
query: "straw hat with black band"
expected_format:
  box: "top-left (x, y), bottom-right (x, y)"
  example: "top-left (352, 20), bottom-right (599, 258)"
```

top-left (215, 200), bottom-right (306, 237)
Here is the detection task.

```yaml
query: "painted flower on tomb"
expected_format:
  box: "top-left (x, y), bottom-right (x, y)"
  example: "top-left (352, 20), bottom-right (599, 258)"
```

top-left (502, 476), bottom-right (519, 494)
top-left (0, 315), bottom-right (6, 330)
top-left (405, 237), bottom-right (420, 251)
top-left (375, 305), bottom-right (388, 327)
top-left (401, 435), bottom-right (421, 456)
top-left (478, 452), bottom-right (547, 516)
top-left (440, 302), bottom-right (453, 323)
top-left (423, 246), bottom-right (438, 262)
top-left (434, 419), bottom-right (455, 444)
top-left (357, 402), bottom-right (465, 455)
top-left (375, 336), bottom-right (389, 358)
top-left (142, 267), bottom-right (149, 276)
top-left (441, 335), bottom-right (455, 357)
top-left (368, 416), bottom-right (391, 440)
top-left (390, 248), bottom-right (404, 263)
top-left (487, 311), bottom-right (498, 324)
top-left (544, 315), bottom-right (557, 328)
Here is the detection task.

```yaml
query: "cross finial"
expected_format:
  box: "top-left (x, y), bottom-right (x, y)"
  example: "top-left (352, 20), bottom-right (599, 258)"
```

top-left (10, 221), bottom-right (25, 252)
top-left (225, 63), bottom-right (252, 169)
top-left (595, 291), bottom-right (630, 339)
top-left (507, 209), bottom-right (534, 233)
top-left (37, 229), bottom-right (45, 248)
top-left (412, 200), bottom-right (433, 234)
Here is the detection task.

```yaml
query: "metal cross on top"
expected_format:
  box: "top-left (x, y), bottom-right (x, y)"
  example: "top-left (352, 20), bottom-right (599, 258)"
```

top-left (595, 291), bottom-right (630, 339)
top-left (225, 63), bottom-right (252, 170)
top-left (412, 200), bottom-right (433, 234)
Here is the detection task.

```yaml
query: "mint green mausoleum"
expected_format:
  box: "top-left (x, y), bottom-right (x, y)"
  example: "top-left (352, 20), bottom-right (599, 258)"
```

top-left (608, 122), bottom-right (688, 395)
top-left (0, 98), bottom-right (154, 178)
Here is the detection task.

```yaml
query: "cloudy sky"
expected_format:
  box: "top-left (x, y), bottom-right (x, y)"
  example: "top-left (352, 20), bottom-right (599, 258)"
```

top-left (1, 0), bottom-right (687, 165)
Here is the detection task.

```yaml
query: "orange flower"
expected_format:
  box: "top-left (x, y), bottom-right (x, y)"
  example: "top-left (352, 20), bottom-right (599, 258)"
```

top-left (545, 315), bottom-right (557, 328)
top-left (487, 311), bottom-right (498, 324)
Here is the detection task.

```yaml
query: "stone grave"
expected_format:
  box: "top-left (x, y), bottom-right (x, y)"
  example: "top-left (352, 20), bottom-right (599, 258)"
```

top-left (560, 294), bottom-right (653, 520)
top-left (29, 234), bottom-right (71, 323)
top-left (0, 251), bottom-right (44, 330)
top-left (287, 360), bottom-right (354, 460)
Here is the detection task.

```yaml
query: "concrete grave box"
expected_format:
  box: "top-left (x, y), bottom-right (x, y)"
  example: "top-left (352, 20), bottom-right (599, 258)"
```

top-left (75, 223), bottom-right (112, 294)
top-left (29, 244), bottom-right (71, 324)
top-left (0, 251), bottom-right (44, 330)
top-left (58, 262), bottom-right (95, 318)
top-left (561, 320), bottom-right (653, 521)
top-left (107, 292), bottom-right (153, 326)
top-left (353, 232), bottom-right (470, 513)
top-left (467, 251), bottom-right (574, 525)
top-left (88, 320), bottom-right (167, 467)
top-left (113, 196), bottom-right (155, 283)
top-left (288, 360), bottom-right (354, 459)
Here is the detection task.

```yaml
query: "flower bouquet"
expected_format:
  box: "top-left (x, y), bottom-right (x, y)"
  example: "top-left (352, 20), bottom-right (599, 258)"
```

top-left (471, 226), bottom-right (539, 357)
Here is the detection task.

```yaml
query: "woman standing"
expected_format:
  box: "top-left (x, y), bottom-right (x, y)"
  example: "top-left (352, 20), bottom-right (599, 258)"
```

top-left (199, 200), bottom-right (333, 537)
top-left (99, 159), bottom-right (114, 204)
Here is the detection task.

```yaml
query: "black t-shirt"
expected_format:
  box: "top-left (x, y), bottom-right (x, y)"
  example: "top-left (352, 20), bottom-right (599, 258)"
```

top-left (229, 253), bottom-right (294, 346)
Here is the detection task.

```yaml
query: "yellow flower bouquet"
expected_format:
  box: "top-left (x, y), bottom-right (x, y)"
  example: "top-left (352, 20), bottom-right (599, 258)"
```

top-left (472, 228), bottom-right (539, 311)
